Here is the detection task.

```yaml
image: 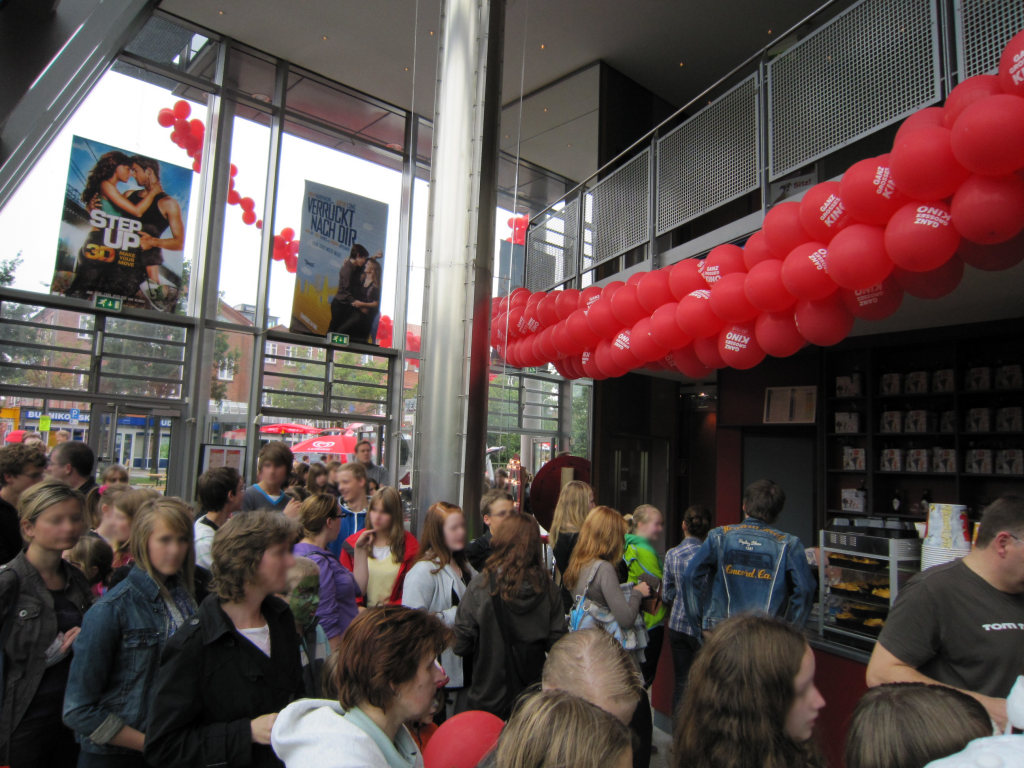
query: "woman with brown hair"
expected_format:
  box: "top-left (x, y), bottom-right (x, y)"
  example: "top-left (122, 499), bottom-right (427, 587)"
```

top-left (550, 481), bottom-right (595, 581)
top-left (454, 513), bottom-right (565, 718)
top-left (402, 501), bottom-right (474, 718)
top-left (305, 463), bottom-right (330, 495)
top-left (340, 486), bottom-right (419, 606)
top-left (672, 614), bottom-right (826, 768)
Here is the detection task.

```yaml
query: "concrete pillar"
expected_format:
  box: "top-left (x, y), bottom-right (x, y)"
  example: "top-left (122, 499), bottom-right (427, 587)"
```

top-left (414, 0), bottom-right (506, 535)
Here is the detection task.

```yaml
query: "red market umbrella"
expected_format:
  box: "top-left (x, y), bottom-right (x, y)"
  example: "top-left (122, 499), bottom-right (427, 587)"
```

top-left (290, 434), bottom-right (358, 456)
top-left (260, 422), bottom-right (322, 435)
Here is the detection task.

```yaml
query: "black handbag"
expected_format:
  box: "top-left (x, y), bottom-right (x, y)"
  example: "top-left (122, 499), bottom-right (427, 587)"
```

top-left (489, 575), bottom-right (546, 719)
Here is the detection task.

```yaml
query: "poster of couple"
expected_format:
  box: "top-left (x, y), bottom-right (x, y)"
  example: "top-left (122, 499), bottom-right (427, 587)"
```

top-left (289, 179), bottom-right (388, 345)
top-left (52, 136), bottom-right (192, 313)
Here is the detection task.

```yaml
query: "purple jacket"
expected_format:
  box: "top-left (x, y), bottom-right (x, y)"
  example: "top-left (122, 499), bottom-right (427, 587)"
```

top-left (293, 541), bottom-right (360, 639)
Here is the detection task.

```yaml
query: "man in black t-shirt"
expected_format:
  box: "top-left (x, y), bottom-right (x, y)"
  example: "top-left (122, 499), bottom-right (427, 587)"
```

top-left (0, 444), bottom-right (48, 563)
top-left (867, 495), bottom-right (1024, 731)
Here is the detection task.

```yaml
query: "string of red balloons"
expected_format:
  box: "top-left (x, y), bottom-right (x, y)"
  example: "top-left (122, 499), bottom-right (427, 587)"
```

top-left (492, 30), bottom-right (1024, 381)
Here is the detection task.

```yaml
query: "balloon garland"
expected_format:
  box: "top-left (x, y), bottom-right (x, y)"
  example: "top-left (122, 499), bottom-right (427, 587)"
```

top-left (491, 29), bottom-right (1024, 380)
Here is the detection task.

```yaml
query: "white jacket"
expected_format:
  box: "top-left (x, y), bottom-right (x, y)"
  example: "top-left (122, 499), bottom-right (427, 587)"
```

top-left (272, 699), bottom-right (424, 768)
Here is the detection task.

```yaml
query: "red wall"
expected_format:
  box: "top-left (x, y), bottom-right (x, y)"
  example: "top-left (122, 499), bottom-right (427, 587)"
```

top-left (812, 648), bottom-right (868, 768)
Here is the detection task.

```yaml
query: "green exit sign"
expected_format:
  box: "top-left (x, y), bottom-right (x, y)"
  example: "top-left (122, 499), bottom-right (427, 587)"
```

top-left (94, 296), bottom-right (123, 312)
top-left (328, 333), bottom-right (349, 346)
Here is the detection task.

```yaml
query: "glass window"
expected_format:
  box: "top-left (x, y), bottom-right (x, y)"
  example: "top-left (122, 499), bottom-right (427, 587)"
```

top-left (266, 342), bottom-right (278, 356)
top-left (208, 330), bottom-right (253, 444)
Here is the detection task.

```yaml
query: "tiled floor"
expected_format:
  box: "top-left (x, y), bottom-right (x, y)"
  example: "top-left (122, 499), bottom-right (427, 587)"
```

top-left (650, 719), bottom-right (673, 768)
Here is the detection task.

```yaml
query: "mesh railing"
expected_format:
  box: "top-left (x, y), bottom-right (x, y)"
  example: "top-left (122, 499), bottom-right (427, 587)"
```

top-left (955, 0), bottom-right (1024, 79)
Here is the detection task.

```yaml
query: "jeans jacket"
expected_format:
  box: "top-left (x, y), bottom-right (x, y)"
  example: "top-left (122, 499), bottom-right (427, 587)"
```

top-left (683, 518), bottom-right (815, 633)
top-left (0, 551), bottom-right (94, 752)
top-left (63, 565), bottom-right (190, 754)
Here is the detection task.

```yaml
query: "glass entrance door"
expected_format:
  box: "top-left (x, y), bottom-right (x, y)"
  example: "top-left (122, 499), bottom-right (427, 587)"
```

top-left (90, 404), bottom-right (180, 492)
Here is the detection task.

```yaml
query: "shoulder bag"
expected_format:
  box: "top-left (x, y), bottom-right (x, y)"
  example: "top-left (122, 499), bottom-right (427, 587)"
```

top-left (490, 575), bottom-right (546, 719)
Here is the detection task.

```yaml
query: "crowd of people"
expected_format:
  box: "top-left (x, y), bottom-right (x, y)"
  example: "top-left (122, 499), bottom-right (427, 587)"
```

top-left (0, 436), bottom-right (1021, 768)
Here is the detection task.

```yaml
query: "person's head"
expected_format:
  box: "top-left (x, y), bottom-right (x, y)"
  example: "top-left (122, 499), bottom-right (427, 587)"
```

top-left (743, 479), bottom-right (786, 524)
top-left (417, 501), bottom-right (468, 572)
top-left (355, 440), bottom-right (373, 466)
top-left (130, 497), bottom-right (195, 596)
top-left (47, 441), bottom-right (96, 486)
top-left (54, 430), bottom-right (71, 444)
top-left (628, 504), bottom-right (664, 542)
top-left (563, 506), bottom-right (628, 588)
top-left (974, 495), bottom-right (1024, 591)
top-left (111, 488), bottom-right (161, 555)
top-left (485, 513), bottom-right (547, 599)
top-left (542, 629), bottom-right (644, 724)
top-left (367, 478), bottom-right (379, 495)
top-left (496, 469), bottom-right (509, 486)
top-left (481, 488), bottom-right (515, 536)
top-left (295, 462), bottom-right (310, 481)
top-left (18, 479), bottom-right (86, 554)
top-left (82, 150), bottom-right (131, 204)
top-left (85, 482), bottom-right (131, 531)
top-left (369, 486), bottom-right (406, 563)
top-left (673, 614), bottom-right (825, 768)
top-left (495, 691), bottom-right (633, 768)
top-left (197, 466), bottom-right (244, 516)
top-left (0, 443), bottom-right (48, 497)
top-left (257, 441), bottom-right (293, 490)
top-left (306, 463), bottom-right (329, 493)
top-left (845, 684), bottom-right (992, 768)
top-left (22, 432), bottom-right (43, 447)
top-left (211, 510), bottom-right (299, 602)
top-left (64, 534), bottom-right (114, 587)
top-left (338, 462), bottom-right (367, 504)
top-left (100, 464), bottom-right (130, 485)
top-left (326, 460), bottom-right (342, 481)
top-left (335, 606), bottom-right (451, 723)
top-left (550, 480), bottom-right (595, 547)
top-left (129, 155), bottom-right (161, 187)
top-left (282, 485), bottom-right (311, 519)
top-left (283, 556), bottom-right (321, 631)
top-left (298, 494), bottom-right (342, 545)
top-left (349, 243), bottom-right (369, 267)
top-left (683, 504), bottom-right (712, 541)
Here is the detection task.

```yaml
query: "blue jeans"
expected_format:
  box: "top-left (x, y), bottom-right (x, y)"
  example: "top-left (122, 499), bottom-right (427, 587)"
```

top-left (668, 628), bottom-right (701, 716)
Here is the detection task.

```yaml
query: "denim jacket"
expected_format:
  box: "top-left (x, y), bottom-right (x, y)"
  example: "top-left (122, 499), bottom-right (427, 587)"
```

top-left (63, 565), bottom-right (187, 754)
top-left (682, 518), bottom-right (815, 633)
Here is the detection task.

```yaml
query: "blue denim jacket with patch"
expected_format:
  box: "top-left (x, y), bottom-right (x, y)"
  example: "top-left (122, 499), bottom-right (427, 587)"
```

top-left (682, 518), bottom-right (815, 633)
top-left (63, 565), bottom-right (178, 754)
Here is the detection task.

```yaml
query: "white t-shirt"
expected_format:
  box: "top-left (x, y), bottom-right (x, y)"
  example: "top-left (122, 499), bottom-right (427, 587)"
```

top-left (372, 544), bottom-right (391, 561)
top-left (238, 624), bottom-right (271, 656)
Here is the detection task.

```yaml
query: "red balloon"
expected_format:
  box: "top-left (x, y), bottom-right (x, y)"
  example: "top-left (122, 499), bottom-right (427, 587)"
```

top-left (527, 291), bottom-right (546, 307)
top-left (743, 231), bottom-right (776, 270)
top-left (649, 302), bottom-right (691, 350)
top-left (578, 285), bottom-right (602, 311)
top-left (581, 348), bottom-right (607, 380)
top-left (229, 163), bottom-right (239, 178)
top-left (191, 159), bottom-right (201, 173)
top-left (506, 306), bottom-right (526, 338)
top-left (709, 272), bottom-right (759, 322)
top-left (669, 259), bottom-right (706, 300)
top-left (840, 154), bottom-right (908, 226)
top-left (602, 280), bottom-right (625, 300)
top-left (596, 337), bottom-right (630, 377)
top-left (670, 344), bottom-right (714, 379)
top-left (288, 240), bottom-right (300, 257)
top-left (273, 235), bottom-right (287, 251)
top-left (610, 330), bottom-right (641, 370)
top-left (173, 118), bottom-right (191, 135)
top-left (892, 256), bottom-right (964, 299)
top-left (239, 196), bottom-right (255, 212)
top-left (755, 311), bottom-right (806, 358)
top-left (701, 244), bottom-right (746, 285)
top-left (626, 272), bottom-right (645, 286)
top-left (280, 227), bottom-right (295, 242)
top-left (566, 309), bottom-right (602, 349)
top-left (227, 190), bottom-right (241, 206)
top-left (636, 269), bottom-right (675, 313)
top-left (956, 228), bottom-right (1024, 271)
top-left (676, 290), bottom-right (725, 339)
top-left (950, 95), bottom-right (1024, 176)
top-left (157, 108), bottom-right (176, 128)
top-left (825, 224), bottom-right (894, 290)
top-left (894, 106), bottom-right (946, 143)
top-left (522, 303), bottom-right (542, 335)
top-left (799, 182), bottom-right (853, 243)
top-left (890, 126), bottom-right (970, 200)
top-left (794, 294), bottom-right (854, 346)
top-left (944, 75), bottom-right (1004, 128)
top-left (610, 283), bottom-right (648, 327)
top-left (241, 210), bottom-right (256, 225)
top-left (189, 118), bottom-right (205, 135)
top-left (884, 201), bottom-right (960, 272)
top-left (537, 293), bottom-right (561, 327)
top-left (629, 317), bottom-right (669, 362)
top-left (503, 339), bottom-right (521, 368)
top-left (719, 323), bottom-right (765, 370)
top-left (285, 253), bottom-right (298, 274)
top-left (555, 289), bottom-right (581, 320)
top-left (551, 358), bottom-right (574, 379)
top-left (999, 29), bottom-right (1024, 97)
top-left (763, 202), bottom-right (813, 259)
top-left (566, 353), bottom-right (587, 379)
top-left (186, 134), bottom-right (203, 153)
top-left (782, 241), bottom-right (836, 301)
top-left (693, 336), bottom-right (727, 369)
top-left (585, 296), bottom-right (624, 339)
top-left (553, 321), bottom-right (584, 357)
top-left (951, 173), bottom-right (1024, 244)
top-left (510, 289), bottom-right (531, 308)
top-left (256, 219), bottom-right (263, 229)
top-left (744, 259), bottom-right (797, 313)
top-left (841, 277), bottom-right (904, 321)
top-left (172, 100), bottom-right (191, 119)
top-left (524, 336), bottom-right (545, 367)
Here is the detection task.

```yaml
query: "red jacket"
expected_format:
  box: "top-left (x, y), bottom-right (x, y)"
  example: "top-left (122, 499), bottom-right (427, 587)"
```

top-left (339, 529), bottom-right (419, 605)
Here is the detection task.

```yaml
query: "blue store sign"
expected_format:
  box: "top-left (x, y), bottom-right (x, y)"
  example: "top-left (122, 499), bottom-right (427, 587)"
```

top-left (25, 411), bottom-right (171, 428)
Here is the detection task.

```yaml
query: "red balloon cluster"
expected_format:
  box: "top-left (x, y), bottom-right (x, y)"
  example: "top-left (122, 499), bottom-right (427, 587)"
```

top-left (493, 29), bottom-right (1024, 380)
top-left (506, 214), bottom-right (529, 246)
top-left (273, 227), bottom-right (300, 273)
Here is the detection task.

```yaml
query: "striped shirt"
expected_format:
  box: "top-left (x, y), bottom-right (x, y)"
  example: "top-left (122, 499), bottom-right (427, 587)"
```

top-left (663, 537), bottom-right (702, 636)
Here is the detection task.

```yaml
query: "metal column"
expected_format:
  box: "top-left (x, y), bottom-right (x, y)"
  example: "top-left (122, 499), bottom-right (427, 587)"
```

top-left (414, 0), bottom-right (506, 534)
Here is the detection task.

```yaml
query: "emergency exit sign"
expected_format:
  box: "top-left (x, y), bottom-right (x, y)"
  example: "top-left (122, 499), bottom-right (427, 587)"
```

top-left (328, 333), bottom-right (350, 346)
top-left (94, 296), bottom-right (123, 312)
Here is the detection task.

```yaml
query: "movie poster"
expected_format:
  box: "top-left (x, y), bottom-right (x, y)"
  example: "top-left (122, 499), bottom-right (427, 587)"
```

top-left (289, 180), bottom-right (388, 343)
top-left (52, 136), bottom-right (192, 312)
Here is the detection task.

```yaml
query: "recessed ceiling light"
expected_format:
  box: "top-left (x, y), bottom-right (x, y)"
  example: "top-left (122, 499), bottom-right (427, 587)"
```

top-left (218, 10), bottom-right (224, 14)
top-left (567, 143), bottom-right (571, 147)
top-left (543, 108), bottom-right (547, 112)
top-left (405, 67), bottom-right (409, 71)
top-left (767, 29), bottom-right (772, 34)
top-left (322, 36), bottom-right (328, 40)
top-left (252, 93), bottom-right (271, 102)
top-left (540, 44), bottom-right (545, 49)
top-left (429, 30), bottom-right (434, 35)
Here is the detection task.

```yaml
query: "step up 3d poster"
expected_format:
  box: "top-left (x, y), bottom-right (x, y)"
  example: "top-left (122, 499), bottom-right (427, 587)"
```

top-left (53, 136), bottom-right (192, 313)
top-left (290, 179), bottom-right (388, 343)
